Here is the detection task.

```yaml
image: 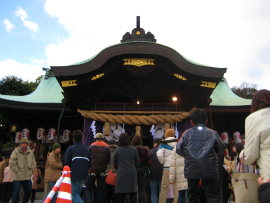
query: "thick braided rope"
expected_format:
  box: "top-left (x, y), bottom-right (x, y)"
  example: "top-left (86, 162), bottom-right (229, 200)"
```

top-left (78, 107), bottom-right (196, 125)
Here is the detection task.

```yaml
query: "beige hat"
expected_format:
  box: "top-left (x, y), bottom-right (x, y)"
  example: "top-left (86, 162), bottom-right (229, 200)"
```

top-left (20, 137), bottom-right (29, 144)
top-left (165, 129), bottom-right (175, 138)
top-left (95, 133), bottom-right (104, 139)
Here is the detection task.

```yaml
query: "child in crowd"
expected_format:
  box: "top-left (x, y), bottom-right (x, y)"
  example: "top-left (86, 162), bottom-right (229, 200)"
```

top-left (31, 167), bottom-right (41, 203)
top-left (157, 129), bottom-right (179, 203)
top-left (176, 109), bottom-right (225, 203)
top-left (2, 165), bottom-right (13, 203)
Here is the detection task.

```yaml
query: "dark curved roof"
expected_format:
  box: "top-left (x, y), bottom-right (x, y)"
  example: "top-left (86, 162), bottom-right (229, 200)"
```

top-left (51, 41), bottom-right (226, 78)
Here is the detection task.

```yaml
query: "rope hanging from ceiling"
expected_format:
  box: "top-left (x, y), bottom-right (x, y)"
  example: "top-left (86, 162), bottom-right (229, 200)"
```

top-left (77, 107), bottom-right (196, 125)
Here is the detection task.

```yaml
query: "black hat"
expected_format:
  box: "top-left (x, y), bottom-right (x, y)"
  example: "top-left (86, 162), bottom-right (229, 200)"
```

top-left (154, 138), bottom-right (161, 143)
top-left (108, 139), bottom-right (116, 145)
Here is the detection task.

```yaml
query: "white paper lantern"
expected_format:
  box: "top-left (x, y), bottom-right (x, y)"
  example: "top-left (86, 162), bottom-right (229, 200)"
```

top-left (233, 131), bottom-right (242, 144)
top-left (48, 128), bottom-right (56, 141)
top-left (221, 131), bottom-right (229, 144)
top-left (22, 128), bottom-right (30, 139)
top-left (63, 129), bottom-right (71, 143)
top-left (15, 131), bottom-right (22, 144)
top-left (37, 128), bottom-right (45, 140)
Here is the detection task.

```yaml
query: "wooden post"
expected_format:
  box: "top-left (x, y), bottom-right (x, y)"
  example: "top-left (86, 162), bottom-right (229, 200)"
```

top-left (207, 98), bottom-right (213, 129)
top-left (35, 140), bottom-right (40, 160)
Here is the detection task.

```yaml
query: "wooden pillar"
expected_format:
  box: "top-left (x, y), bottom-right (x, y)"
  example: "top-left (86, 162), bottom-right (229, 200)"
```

top-left (35, 140), bottom-right (40, 160)
top-left (207, 98), bottom-right (213, 129)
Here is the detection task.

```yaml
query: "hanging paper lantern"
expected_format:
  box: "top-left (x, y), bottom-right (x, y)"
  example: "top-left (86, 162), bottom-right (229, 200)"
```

top-left (233, 131), bottom-right (242, 144)
top-left (37, 128), bottom-right (45, 140)
top-left (63, 129), bottom-right (71, 143)
top-left (15, 131), bottom-right (22, 144)
top-left (48, 128), bottom-right (56, 141)
top-left (28, 140), bottom-right (34, 149)
top-left (42, 135), bottom-right (47, 144)
top-left (221, 131), bottom-right (229, 144)
top-left (22, 128), bottom-right (30, 139)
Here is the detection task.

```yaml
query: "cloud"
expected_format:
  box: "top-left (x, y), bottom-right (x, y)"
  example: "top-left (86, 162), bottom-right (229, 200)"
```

top-left (32, 58), bottom-right (44, 65)
top-left (3, 19), bottom-right (15, 32)
top-left (15, 7), bottom-right (39, 32)
top-left (44, 0), bottom-right (270, 90)
top-left (0, 59), bottom-right (44, 82)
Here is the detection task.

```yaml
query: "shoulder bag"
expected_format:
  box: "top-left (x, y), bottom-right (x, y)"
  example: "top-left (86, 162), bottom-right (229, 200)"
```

top-left (231, 153), bottom-right (259, 203)
top-left (106, 166), bottom-right (117, 186)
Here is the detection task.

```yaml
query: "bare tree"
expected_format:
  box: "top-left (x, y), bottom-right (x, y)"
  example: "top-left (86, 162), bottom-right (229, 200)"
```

top-left (231, 82), bottom-right (258, 99)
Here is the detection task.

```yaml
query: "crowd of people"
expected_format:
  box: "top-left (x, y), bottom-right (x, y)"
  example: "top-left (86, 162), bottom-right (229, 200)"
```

top-left (0, 89), bottom-right (270, 203)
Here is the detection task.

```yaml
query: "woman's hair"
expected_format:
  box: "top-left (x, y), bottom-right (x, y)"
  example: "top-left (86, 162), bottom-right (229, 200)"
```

top-left (232, 143), bottom-right (244, 154)
top-left (131, 135), bottom-right (143, 146)
top-left (251, 89), bottom-right (270, 113)
top-left (118, 133), bottom-right (131, 146)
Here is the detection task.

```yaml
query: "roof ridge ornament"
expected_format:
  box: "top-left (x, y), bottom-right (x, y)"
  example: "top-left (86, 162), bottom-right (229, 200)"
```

top-left (121, 16), bottom-right (156, 43)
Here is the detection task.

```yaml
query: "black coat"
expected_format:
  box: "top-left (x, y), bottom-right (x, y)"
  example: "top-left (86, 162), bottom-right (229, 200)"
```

top-left (216, 154), bottom-right (224, 189)
top-left (149, 146), bottom-right (163, 180)
top-left (176, 125), bottom-right (225, 180)
top-left (258, 182), bottom-right (270, 203)
top-left (113, 145), bottom-right (139, 193)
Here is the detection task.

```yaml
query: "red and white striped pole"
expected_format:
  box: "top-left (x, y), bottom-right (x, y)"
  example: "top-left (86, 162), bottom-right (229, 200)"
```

top-left (56, 166), bottom-right (72, 203)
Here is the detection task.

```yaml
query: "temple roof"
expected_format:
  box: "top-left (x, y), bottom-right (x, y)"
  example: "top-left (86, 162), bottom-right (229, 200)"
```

top-left (0, 71), bottom-right (64, 111)
top-left (210, 78), bottom-right (252, 106)
top-left (0, 72), bottom-right (251, 111)
top-left (51, 41), bottom-right (227, 78)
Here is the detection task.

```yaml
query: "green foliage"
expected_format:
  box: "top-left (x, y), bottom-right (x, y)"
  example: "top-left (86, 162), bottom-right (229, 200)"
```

top-left (231, 82), bottom-right (258, 99)
top-left (0, 75), bottom-right (42, 95)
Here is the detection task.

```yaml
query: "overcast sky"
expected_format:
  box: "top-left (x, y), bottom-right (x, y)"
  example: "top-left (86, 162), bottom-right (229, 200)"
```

top-left (1, 0), bottom-right (270, 90)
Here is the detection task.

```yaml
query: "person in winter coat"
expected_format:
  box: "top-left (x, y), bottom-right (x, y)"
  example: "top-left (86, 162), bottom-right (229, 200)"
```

top-left (233, 143), bottom-right (252, 173)
top-left (9, 137), bottom-right (36, 203)
top-left (43, 143), bottom-right (63, 203)
top-left (131, 135), bottom-right (152, 203)
top-left (149, 138), bottom-right (163, 203)
top-left (0, 155), bottom-right (10, 202)
top-left (105, 139), bottom-right (118, 203)
top-left (240, 89), bottom-right (270, 180)
top-left (31, 167), bottom-right (41, 203)
top-left (257, 176), bottom-right (270, 203)
top-left (176, 109), bottom-right (225, 203)
top-left (2, 164), bottom-right (13, 203)
top-left (65, 130), bottom-right (92, 203)
top-left (157, 129), bottom-right (179, 203)
top-left (169, 146), bottom-right (188, 203)
top-left (113, 133), bottom-right (139, 203)
top-left (86, 133), bottom-right (111, 203)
